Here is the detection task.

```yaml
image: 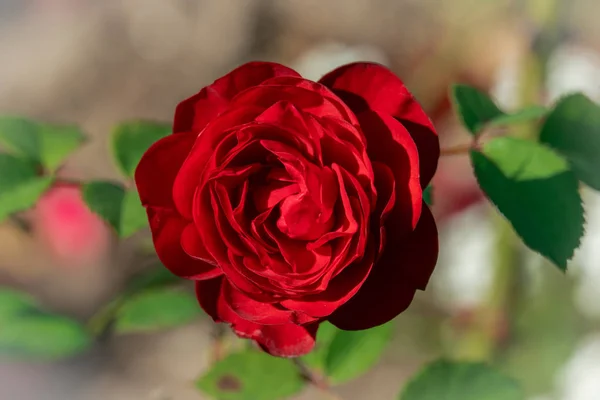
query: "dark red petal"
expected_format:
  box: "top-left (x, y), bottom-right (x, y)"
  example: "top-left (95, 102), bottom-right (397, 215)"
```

top-left (173, 106), bottom-right (263, 219)
top-left (319, 62), bottom-right (439, 186)
top-left (358, 110), bottom-right (422, 234)
top-left (222, 281), bottom-right (293, 325)
top-left (173, 62), bottom-right (301, 133)
top-left (195, 278), bottom-right (223, 321)
top-left (180, 223), bottom-right (218, 265)
top-left (328, 206), bottom-right (438, 330)
top-left (280, 236), bottom-right (376, 318)
top-left (147, 209), bottom-right (221, 280)
top-left (135, 132), bottom-right (196, 209)
top-left (217, 291), bottom-right (318, 357)
top-left (259, 76), bottom-right (360, 126)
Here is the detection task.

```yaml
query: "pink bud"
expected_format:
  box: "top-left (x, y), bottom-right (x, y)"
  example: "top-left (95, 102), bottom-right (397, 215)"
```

top-left (32, 184), bottom-right (111, 267)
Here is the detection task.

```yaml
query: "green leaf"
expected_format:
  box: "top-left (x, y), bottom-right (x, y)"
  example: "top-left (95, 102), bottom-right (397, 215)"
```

top-left (0, 116), bottom-right (40, 160)
top-left (0, 117), bottom-right (85, 171)
top-left (119, 190), bottom-right (148, 237)
top-left (196, 349), bottom-right (304, 400)
top-left (423, 185), bottom-right (433, 206)
top-left (539, 93), bottom-right (600, 190)
top-left (82, 181), bottom-right (126, 233)
top-left (114, 288), bottom-right (200, 334)
top-left (0, 173), bottom-right (54, 222)
top-left (0, 313), bottom-right (92, 360)
top-left (451, 84), bottom-right (505, 135)
top-left (301, 322), bottom-right (338, 372)
top-left (0, 289), bottom-right (36, 320)
top-left (0, 153), bottom-right (38, 191)
top-left (125, 266), bottom-right (179, 296)
top-left (471, 137), bottom-right (584, 269)
top-left (111, 121), bottom-right (171, 178)
top-left (325, 322), bottom-right (393, 384)
top-left (400, 360), bottom-right (524, 400)
top-left (37, 124), bottom-right (85, 172)
top-left (488, 105), bottom-right (548, 127)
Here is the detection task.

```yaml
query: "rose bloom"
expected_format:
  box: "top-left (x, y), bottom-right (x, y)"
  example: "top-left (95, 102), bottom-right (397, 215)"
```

top-left (135, 62), bottom-right (439, 357)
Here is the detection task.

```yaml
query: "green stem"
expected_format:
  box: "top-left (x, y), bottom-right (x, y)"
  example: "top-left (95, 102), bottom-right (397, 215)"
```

top-left (448, 0), bottom-right (558, 362)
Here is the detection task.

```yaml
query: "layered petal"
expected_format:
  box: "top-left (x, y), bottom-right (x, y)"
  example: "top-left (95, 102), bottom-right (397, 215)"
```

top-left (148, 212), bottom-right (221, 280)
top-left (217, 288), bottom-right (318, 357)
top-left (358, 110), bottom-right (422, 233)
top-left (173, 62), bottom-right (300, 133)
top-left (135, 132), bottom-right (221, 280)
top-left (135, 132), bottom-right (196, 209)
top-left (319, 62), bottom-right (439, 186)
top-left (328, 206), bottom-right (438, 330)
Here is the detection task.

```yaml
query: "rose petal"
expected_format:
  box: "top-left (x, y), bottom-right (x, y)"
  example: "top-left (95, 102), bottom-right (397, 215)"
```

top-left (328, 205), bottom-right (438, 330)
top-left (217, 290), bottom-right (318, 357)
top-left (181, 223), bottom-right (218, 265)
top-left (173, 62), bottom-right (300, 133)
top-left (222, 281), bottom-right (293, 324)
top-left (173, 106), bottom-right (263, 219)
top-left (259, 76), bottom-right (360, 126)
top-left (147, 209), bottom-right (221, 280)
top-left (135, 132), bottom-right (197, 209)
top-left (280, 235), bottom-right (376, 318)
top-left (319, 62), bottom-right (439, 186)
top-left (358, 110), bottom-right (422, 233)
top-left (195, 278), bottom-right (223, 321)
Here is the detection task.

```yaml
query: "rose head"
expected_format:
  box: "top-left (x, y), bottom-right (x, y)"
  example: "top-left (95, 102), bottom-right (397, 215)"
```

top-left (135, 62), bottom-right (439, 357)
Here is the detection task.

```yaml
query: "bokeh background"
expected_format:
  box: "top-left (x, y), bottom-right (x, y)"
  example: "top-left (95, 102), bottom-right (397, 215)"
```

top-left (1, 0), bottom-right (600, 399)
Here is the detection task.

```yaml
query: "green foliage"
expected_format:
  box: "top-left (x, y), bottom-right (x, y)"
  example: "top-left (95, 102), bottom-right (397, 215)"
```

top-left (471, 137), bottom-right (584, 270)
top-left (423, 185), bottom-right (433, 206)
top-left (119, 189), bottom-right (148, 237)
top-left (82, 181), bottom-right (147, 237)
top-left (125, 266), bottom-right (179, 296)
top-left (37, 124), bottom-right (86, 172)
top-left (114, 288), bottom-right (200, 334)
top-left (451, 84), bottom-right (504, 135)
top-left (82, 181), bottom-right (126, 232)
top-left (0, 289), bottom-right (92, 360)
top-left (301, 322), bottom-right (338, 372)
top-left (540, 93), bottom-right (600, 190)
top-left (0, 117), bottom-right (39, 160)
top-left (0, 290), bottom-right (36, 319)
top-left (324, 322), bottom-right (394, 384)
top-left (87, 266), bottom-right (181, 337)
top-left (452, 85), bottom-right (548, 136)
top-left (111, 121), bottom-right (171, 178)
top-left (489, 105), bottom-right (548, 127)
top-left (400, 360), bottom-right (524, 400)
top-left (0, 153), bottom-right (53, 222)
top-left (498, 267), bottom-right (583, 395)
top-left (0, 116), bottom-right (85, 172)
top-left (196, 349), bottom-right (305, 400)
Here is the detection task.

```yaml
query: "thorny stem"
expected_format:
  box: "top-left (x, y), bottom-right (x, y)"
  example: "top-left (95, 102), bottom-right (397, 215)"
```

top-left (293, 359), bottom-right (343, 400)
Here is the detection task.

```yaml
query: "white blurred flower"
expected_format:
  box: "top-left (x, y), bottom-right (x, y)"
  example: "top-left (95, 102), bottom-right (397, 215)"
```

top-left (557, 335), bottom-right (600, 400)
top-left (573, 191), bottom-right (600, 319)
top-left (433, 205), bottom-right (495, 310)
top-left (547, 44), bottom-right (600, 102)
top-left (292, 41), bottom-right (389, 81)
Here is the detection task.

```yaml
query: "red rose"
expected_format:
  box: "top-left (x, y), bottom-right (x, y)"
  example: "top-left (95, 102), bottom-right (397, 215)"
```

top-left (135, 62), bottom-right (439, 357)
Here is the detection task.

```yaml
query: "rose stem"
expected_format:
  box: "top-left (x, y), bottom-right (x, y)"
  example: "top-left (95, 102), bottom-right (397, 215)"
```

top-left (447, 0), bottom-right (559, 361)
top-left (293, 359), bottom-right (343, 400)
top-left (439, 143), bottom-right (472, 156)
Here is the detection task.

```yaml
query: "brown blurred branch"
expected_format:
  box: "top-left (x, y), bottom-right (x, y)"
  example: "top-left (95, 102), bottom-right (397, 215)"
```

top-left (440, 144), bottom-right (472, 156)
top-left (293, 359), bottom-right (343, 400)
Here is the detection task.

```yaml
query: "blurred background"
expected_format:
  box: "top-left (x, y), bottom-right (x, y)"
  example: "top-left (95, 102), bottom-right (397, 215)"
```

top-left (1, 0), bottom-right (600, 399)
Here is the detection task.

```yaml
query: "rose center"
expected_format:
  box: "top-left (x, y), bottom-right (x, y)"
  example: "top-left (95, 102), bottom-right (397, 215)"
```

top-left (276, 193), bottom-right (333, 241)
